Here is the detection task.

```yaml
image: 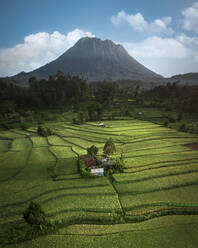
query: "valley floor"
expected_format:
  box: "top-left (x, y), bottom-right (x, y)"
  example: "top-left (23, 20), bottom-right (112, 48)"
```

top-left (0, 119), bottom-right (198, 247)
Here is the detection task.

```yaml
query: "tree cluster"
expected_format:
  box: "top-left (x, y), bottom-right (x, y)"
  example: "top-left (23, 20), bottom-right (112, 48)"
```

top-left (87, 145), bottom-right (98, 158)
top-left (23, 202), bottom-right (47, 230)
top-left (103, 138), bottom-right (116, 156)
top-left (37, 125), bottom-right (53, 137)
top-left (139, 82), bottom-right (198, 113)
top-left (0, 74), bottom-right (120, 116)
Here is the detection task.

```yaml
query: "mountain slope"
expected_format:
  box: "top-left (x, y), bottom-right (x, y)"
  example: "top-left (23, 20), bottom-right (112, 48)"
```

top-left (11, 37), bottom-right (162, 84)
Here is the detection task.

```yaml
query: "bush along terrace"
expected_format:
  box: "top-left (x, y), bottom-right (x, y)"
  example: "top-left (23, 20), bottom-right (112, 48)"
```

top-left (37, 125), bottom-right (53, 137)
top-left (78, 139), bottom-right (125, 178)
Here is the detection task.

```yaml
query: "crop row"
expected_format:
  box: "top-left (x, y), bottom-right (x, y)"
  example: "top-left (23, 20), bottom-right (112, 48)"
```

top-left (115, 171), bottom-right (198, 194)
top-left (124, 151), bottom-right (198, 169)
top-left (0, 140), bottom-right (11, 153)
top-left (124, 158), bottom-right (198, 174)
top-left (0, 149), bottom-right (31, 183)
top-left (119, 185), bottom-right (198, 210)
top-left (114, 162), bottom-right (198, 183)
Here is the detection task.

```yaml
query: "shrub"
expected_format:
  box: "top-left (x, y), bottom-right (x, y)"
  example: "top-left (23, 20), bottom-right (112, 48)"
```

top-left (87, 145), bottom-right (98, 158)
top-left (78, 158), bottom-right (95, 178)
top-left (114, 158), bottom-right (124, 173)
top-left (23, 202), bottom-right (47, 230)
top-left (103, 138), bottom-right (116, 156)
top-left (37, 125), bottom-right (53, 137)
top-left (179, 123), bottom-right (187, 132)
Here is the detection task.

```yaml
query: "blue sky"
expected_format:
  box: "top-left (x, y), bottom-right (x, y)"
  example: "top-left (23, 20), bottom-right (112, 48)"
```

top-left (0, 0), bottom-right (198, 77)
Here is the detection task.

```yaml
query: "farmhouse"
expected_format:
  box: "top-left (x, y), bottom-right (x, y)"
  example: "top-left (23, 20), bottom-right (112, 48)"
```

top-left (80, 154), bottom-right (115, 176)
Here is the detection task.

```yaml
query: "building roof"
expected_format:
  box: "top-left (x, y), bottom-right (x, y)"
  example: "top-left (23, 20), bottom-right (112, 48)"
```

top-left (80, 155), bottom-right (96, 168)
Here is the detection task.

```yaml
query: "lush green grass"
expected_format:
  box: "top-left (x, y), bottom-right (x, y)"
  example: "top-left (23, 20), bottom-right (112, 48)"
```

top-left (115, 171), bottom-right (198, 194)
top-left (71, 145), bottom-right (87, 155)
top-left (0, 149), bottom-right (31, 182)
top-left (47, 135), bottom-right (71, 146)
top-left (1, 117), bottom-right (198, 247)
top-left (114, 162), bottom-right (198, 183)
top-left (124, 144), bottom-right (190, 157)
top-left (124, 150), bottom-right (198, 170)
top-left (4, 216), bottom-right (198, 248)
top-left (11, 138), bottom-right (32, 151)
top-left (50, 146), bottom-right (75, 159)
top-left (29, 147), bottom-right (55, 163)
top-left (30, 136), bottom-right (48, 147)
top-left (0, 130), bottom-right (25, 139)
top-left (0, 140), bottom-right (11, 152)
top-left (120, 185), bottom-right (198, 211)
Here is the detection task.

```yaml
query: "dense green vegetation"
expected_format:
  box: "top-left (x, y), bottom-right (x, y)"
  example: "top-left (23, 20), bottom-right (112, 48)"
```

top-left (0, 75), bottom-right (198, 247)
top-left (0, 114), bottom-right (198, 247)
top-left (1, 75), bottom-right (198, 136)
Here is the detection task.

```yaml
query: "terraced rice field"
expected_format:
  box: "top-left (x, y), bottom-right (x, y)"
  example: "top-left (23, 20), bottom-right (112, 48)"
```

top-left (0, 119), bottom-right (198, 247)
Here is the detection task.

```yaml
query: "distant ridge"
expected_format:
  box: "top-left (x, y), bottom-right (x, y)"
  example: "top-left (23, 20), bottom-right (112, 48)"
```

top-left (158, 72), bottom-right (198, 86)
top-left (11, 37), bottom-right (162, 84)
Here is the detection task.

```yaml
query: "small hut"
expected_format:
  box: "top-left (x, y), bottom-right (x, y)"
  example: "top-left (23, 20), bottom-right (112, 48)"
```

top-left (99, 123), bottom-right (105, 127)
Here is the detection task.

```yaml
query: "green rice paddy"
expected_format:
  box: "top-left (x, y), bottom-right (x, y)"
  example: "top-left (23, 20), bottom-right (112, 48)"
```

top-left (0, 118), bottom-right (198, 247)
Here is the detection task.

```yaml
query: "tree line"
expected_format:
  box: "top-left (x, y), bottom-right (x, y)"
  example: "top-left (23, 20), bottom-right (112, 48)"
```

top-left (0, 73), bottom-right (119, 116)
top-left (0, 74), bottom-right (198, 117)
top-left (137, 82), bottom-right (198, 113)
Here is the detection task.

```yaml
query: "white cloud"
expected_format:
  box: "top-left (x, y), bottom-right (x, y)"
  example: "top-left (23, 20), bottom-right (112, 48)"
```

top-left (177, 33), bottom-right (198, 51)
top-left (111, 10), bottom-right (174, 36)
top-left (0, 29), bottom-right (95, 77)
top-left (111, 11), bottom-right (147, 31)
top-left (123, 36), bottom-right (187, 59)
top-left (182, 2), bottom-right (198, 33)
top-left (110, 5), bottom-right (198, 77)
top-left (122, 35), bottom-right (198, 77)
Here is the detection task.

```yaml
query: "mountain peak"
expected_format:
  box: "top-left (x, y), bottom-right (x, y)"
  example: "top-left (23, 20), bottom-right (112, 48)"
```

top-left (11, 37), bottom-right (162, 84)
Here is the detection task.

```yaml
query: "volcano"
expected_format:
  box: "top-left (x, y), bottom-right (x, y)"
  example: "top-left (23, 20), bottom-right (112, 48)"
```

top-left (12, 37), bottom-right (162, 84)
